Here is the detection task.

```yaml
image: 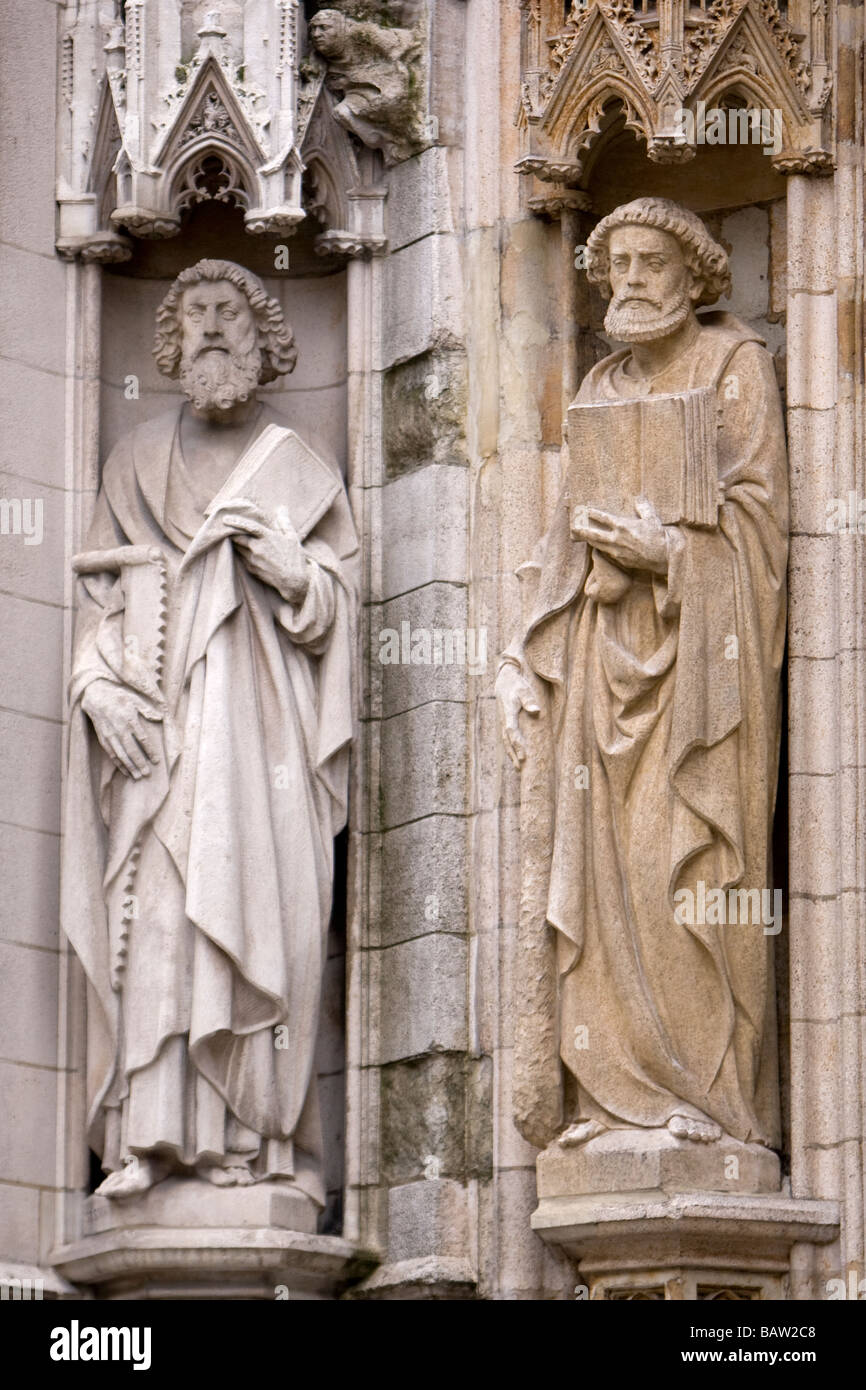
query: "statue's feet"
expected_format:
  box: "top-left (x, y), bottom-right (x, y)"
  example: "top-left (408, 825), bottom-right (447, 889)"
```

top-left (558, 1119), bottom-right (607, 1149)
top-left (199, 1162), bottom-right (255, 1187)
top-left (95, 1155), bottom-right (169, 1200)
top-left (668, 1114), bottom-right (722, 1144)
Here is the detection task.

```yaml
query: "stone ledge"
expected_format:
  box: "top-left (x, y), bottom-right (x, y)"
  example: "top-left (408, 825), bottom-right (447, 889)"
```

top-left (49, 1228), bottom-right (377, 1301)
top-left (532, 1190), bottom-right (840, 1288)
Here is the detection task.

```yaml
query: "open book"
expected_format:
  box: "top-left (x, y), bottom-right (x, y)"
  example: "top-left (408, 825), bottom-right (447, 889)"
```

top-left (567, 387), bottom-right (719, 530)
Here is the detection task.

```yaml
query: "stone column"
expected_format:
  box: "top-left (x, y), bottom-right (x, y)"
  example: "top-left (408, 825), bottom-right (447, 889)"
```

top-left (0, 0), bottom-right (78, 1302)
top-left (348, 0), bottom-right (492, 1300)
top-left (788, 0), bottom-right (866, 1301)
top-left (468, 0), bottom-right (575, 1301)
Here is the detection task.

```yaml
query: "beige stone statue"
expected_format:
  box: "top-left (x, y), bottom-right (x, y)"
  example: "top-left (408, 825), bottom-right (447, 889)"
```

top-left (308, 7), bottom-right (425, 163)
top-left (62, 260), bottom-right (358, 1206)
top-left (497, 198), bottom-right (788, 1156)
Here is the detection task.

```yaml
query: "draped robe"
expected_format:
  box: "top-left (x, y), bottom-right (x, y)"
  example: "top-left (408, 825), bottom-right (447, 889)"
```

top-left (515, 313), bottom-right (788, 1146)
top-left (62, 403), bottom-right (358, 1203)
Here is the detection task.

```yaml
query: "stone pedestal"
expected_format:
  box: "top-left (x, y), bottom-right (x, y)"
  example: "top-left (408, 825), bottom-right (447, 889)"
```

top-left (50, 1180), bottom-right (374, 1300)
top-left (532, 1132), bottom-right (839, 1300)
top-left (538, 1128), bottom-right (782, 1199)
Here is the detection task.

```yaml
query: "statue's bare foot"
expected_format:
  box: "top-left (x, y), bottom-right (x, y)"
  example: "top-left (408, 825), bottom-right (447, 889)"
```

top-left (558, 1119), bottom-right (607, 1148)
top-left (668, 1114), bottom-right (722, 1144)
top-left (200, 1163), bottom-right (255, 1187)
top-left (95, 1155), bottom-right (169, 1200)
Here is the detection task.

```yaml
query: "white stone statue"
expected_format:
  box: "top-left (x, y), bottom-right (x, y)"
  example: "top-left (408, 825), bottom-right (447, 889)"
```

top-left (497, 199), bottom-right (788, 1155)
top-left (62, 259), bottom-right (358, 1206)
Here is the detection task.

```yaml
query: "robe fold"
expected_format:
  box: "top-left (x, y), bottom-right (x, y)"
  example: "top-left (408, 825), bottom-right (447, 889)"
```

top-left (514, 313), bottom-right (788, 1146)
top-left (62, 404), bottom-right (359, 1201)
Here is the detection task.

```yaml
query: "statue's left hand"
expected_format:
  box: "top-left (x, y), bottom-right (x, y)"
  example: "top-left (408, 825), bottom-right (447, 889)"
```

top-left (222, 509), bottom-right (311, 605)
top-left (572, 497), bottom-right (669, 575)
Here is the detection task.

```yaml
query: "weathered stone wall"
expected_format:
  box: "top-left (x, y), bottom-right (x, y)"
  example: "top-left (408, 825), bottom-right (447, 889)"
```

top-left (348, 0), bottom-right (479, 1296)
top-left (0, 0), bottom-right (69, 1293)
top-left (786, 3), bottom-right (866, 1298)
top-left (1, 0), bottom-right (865, 1302)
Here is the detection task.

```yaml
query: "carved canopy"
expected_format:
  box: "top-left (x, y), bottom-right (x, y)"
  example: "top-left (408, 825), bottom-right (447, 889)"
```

top-left (56, 1), bottom-right (393, 263)
top-left (517, 0), bottom-right (833, 206)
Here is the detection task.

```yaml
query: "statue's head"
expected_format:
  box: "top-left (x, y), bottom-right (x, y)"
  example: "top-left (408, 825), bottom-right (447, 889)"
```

top-left (586, 198), bottom-right (731, 345)
top-left (154, 259), bottom-right (297, 415)
top-left (309, 9), bottom-right (348, 59)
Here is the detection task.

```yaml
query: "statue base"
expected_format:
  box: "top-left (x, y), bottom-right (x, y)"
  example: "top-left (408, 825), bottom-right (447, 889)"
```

top-left (537, 1126), bottom-right (781, 1199)
top-left (533, 1131), bottom-right (838, 1300)
top-left (50, 1179), bottom-right (374, 1300)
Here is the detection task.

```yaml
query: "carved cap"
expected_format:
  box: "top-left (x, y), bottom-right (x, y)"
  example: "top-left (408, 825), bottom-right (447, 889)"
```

top-left (153, 258), bottom-right (298, 384)
top-left (586, 198), bottom-right (732, 308)
top-left (310, 6), bottom-right (347, 23)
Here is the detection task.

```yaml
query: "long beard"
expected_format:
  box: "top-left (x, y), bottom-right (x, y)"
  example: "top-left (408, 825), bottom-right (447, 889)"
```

top-left (179, 346), bottom-right (262, 413)
top-left (604, 290), bottom-right (692, 344)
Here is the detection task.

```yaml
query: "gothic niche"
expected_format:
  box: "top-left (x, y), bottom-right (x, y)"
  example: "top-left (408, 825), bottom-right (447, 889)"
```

top-left (56, 1), bottom-right (401, 264)
top-left (516, 0), bottom-right (833, 210)
top-left (502, 1), bottom-right (826, 1303)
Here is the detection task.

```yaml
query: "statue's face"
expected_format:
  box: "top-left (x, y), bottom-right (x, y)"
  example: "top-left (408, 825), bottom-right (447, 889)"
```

top-left (180, 280), bottom-right (257, 362)
top-left (178, 279), bottom-right (262, 414)
top-left (309, 13), bottom-right (343, 58)
top-left (604, 226), bottom-right (697, 345)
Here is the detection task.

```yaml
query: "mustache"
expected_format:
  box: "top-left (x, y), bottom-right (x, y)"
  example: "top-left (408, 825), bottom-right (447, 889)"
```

top-left (611, 294), bottom-right (663, 310)
top-left (603, 289), bottom-right (691, 344)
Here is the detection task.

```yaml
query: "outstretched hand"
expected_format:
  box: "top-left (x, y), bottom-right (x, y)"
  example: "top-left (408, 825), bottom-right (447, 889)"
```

top-left (496, 662), bottom-right (541, 769)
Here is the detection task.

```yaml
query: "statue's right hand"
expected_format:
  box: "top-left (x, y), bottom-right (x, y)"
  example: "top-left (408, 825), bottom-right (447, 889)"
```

top-left (81, 680), bottom-right (162, 781)
top-left (495, 661), bottom-right (541, 770)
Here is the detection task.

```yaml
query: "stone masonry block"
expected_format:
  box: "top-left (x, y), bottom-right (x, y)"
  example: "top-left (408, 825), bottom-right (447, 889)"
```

top-left (374, 933), bottom-right (468, 1064)
top-left (380, 464), bottom-right (468, 600)
top-left (378, 700), bottom-right (468, 827)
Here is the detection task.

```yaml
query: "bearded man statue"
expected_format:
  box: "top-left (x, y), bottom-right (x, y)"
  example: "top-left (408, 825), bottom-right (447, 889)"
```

top-left (497, 199), bottom-right (788, 1159)
top-left (62, 259), bottom-right (358, 1209)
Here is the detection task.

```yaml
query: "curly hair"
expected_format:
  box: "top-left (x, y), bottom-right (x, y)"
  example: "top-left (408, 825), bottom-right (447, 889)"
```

top-left (153, 259), bottom-right (298, 383)
top-left (586, 198), bottom-right (731, 308)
